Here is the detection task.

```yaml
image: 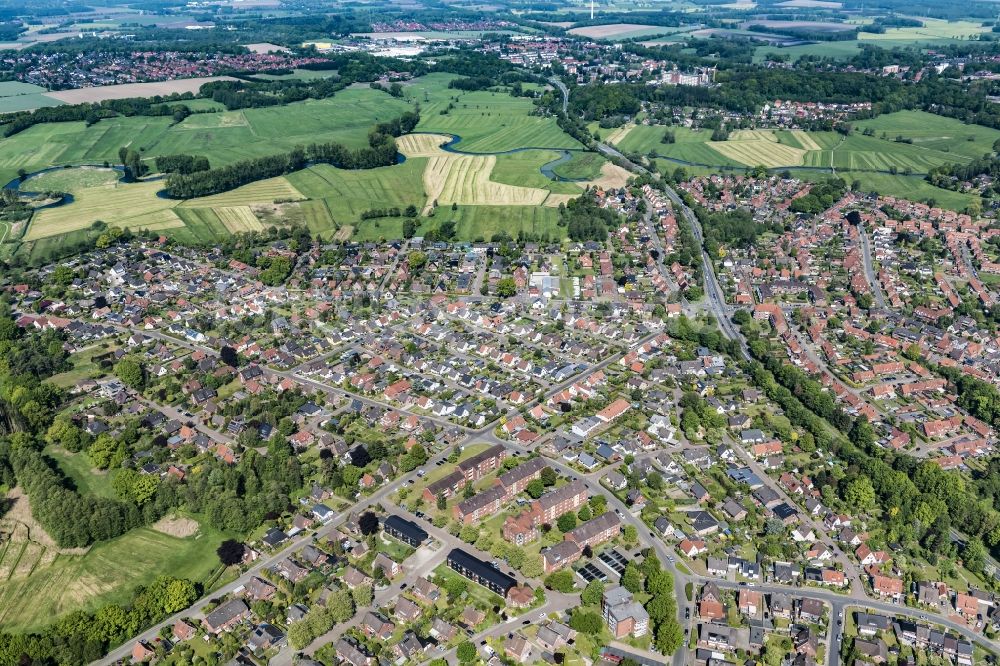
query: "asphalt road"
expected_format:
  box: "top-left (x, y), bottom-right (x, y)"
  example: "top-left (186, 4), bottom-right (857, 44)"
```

top-left (95, 85), bottom-right (1000, 666)
top-left (857, 224), bottom-right (887, 309)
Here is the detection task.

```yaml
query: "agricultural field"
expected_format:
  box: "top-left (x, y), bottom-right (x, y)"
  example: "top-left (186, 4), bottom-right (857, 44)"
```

top-left (444, 205), bottom-right (564, 241)
top-left (744, 20), bottom-right (854, 33)
top-left (177, 176), bottom-right (305, 208)
top-left (755, 19), bottom-right (992, 62)
top-left (583, 162), bottom-right (632, 190)
top-left (855, 111), bottom-right (1000, 161)
top-left (490, 150), bottom-right (585, 194)
top-left (567, 23), bottom-right (694, 40)
top-left (22, 166), bottom-right (121, 192)
top-left (214, 206), bottom-right (266, 233)
top-left (286, 159), bottom-right (430, 237)
top-left (610, 124), bottom-right (673, 153)
top-left (619, 120), bottom-right (983, 177)
top-left (423, 154), bottom-right (551, 209)
top-left (856, 18), bottom-right (990, 44)
top-left (397, 133), bottom-right (452, 158)
top-left (754, 41), bottom-right (864, 62)
top-left (801, 132), bottom-right (974, 174)
top-left (0, 491), bottom-right (228, 632)
top-left (44, 76), bottom-right (235, 105)
top-left (0, 81), bottom-right (61, 113)
top-left (407, 73), bottom-right (580, 153)
top-left (1, 73), bottom-right (588, 249)
top-left (25, 180), bottom-right (183, 241)
top-left (604, 124), bottom-right (635, 146)
top-left (615, 116), bottom-right (988, 209)
top-left (0, 86), bottom-right (413, 185)
top-left (709, 129), bottom-right (807, 168)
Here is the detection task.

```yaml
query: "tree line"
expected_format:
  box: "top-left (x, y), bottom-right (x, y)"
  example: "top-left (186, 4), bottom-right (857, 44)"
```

top-left (155, 154), bottom-right (211, 175)
top-left (0, 95), bottom-right (197, 138)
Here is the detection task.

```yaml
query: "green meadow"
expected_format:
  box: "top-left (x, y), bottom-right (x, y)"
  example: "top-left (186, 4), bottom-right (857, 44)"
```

top-left (0, 513), bottom-right (228, 632)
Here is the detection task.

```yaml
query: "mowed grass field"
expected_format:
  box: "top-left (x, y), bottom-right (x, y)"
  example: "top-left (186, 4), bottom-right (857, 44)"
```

top-left (23, 166), bottom-right (120, 191)
top-left (0, 512), bottom-right (227, 632)
top-left (0, 81), bottom-right (61, 113)
top-left (491, 150), bottom-right (585, 193)
top-left (445, 205), bottom-right (563, 242)
top-left (551, 152), bottom-right (607, 181)
top-left (0, 87), bottom-right (413, 185)
top-left (800, 132), bottom-right (976, 173)
top-left (855, 111), bottom-right (1000, 160)
top-left (407, 73), bottom-right (580, 153)
top-left (286, 159), bottom-right (429, 238)
top-left (710, 129), bottom-right (807, 168)
top-left (424, 154), bottom-right (551, 208)
top-left (25, 180), bottom-right (183, 240)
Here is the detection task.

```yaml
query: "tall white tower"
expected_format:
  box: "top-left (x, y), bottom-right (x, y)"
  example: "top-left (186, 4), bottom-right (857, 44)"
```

top-left (590, 0), bottom-right (595, 20)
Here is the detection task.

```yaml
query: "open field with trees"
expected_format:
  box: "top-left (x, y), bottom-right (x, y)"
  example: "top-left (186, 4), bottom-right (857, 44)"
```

top-left (0, 86), bottom-right (413, 185)
top-left (0, 505), bottom-right (227, 632)
top-left (608, 113), bottom-right (992, 208)
top-left (43, 448), bottom-right (117, 500)
top-left (0, 72), bottom-right (590, 252)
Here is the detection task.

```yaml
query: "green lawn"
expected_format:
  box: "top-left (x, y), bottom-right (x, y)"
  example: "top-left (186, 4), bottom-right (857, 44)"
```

top-left (0, 515), bottom-right (229, 632)
top-left (44, 447), bottom-right (117, 499)
top-left (47, 350), bottom-right (104, 389)
top-left (429, 563), bottom-right (505, 608)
